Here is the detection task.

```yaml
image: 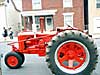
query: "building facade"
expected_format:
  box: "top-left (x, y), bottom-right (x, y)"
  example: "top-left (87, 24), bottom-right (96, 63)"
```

top-left (88, 0), bottom-right (100, 38)
top-left (21, 0), bottom-right (84, 31)
top-left (0, 0), bottom-right (22, 36)
top-left (0, 3), bottom-right (7, 37)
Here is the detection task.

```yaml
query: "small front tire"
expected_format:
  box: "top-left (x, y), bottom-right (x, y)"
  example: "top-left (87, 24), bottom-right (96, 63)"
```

top-left (4, 52), bottom-right (22, 69)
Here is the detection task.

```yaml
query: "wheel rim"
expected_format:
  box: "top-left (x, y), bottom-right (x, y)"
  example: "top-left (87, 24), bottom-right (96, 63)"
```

top-left (7, 56), bottom-right (18, 67)
top-left (55, 40), bottom-right (90, 74)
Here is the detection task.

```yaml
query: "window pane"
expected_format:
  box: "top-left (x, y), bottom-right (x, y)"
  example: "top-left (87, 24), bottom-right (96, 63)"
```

top-left (47, 18), bottom-right (52, 25)
top-left (35, 16), bottom-right (40, 24)
top-left (45, 17), bottom-right (53, 31)
top-left (64, 15), bottom-right (73, 27)
top-left (65, 15), bottom-right (72, 20)
top-left (65, 21), bottom-right (72, 26)
top-left (33, 0), bottom-right (40, 4)
top-left (35, 16), bottom-right (40, 31)
top-left (97, 3), bottom-right (100, 8)
top-left (97, 0), bottom-right (100, 3)
top-left (96, 0), bottom-right (100, 8)
top-left (32, 0), bottom-right (41, 9)
top-left (63, 0), bottom-right (72, 7)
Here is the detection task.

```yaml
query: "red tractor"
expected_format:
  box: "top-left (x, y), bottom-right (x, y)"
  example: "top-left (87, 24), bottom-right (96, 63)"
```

top-left (4, 25), bottom-right (98, 75)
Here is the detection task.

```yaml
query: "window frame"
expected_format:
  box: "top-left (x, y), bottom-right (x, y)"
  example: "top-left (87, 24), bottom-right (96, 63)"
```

top-left (96, 0), bottom-right (100, 8)
top-left (32, 0), bottom-right (42, 10)
top-left (63, 0), bottom-right (73, 8)
top-left (63, 13), bottom-right (74, 27)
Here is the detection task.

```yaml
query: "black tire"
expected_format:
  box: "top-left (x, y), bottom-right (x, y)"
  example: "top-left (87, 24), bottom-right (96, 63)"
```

top-left (4, 52), bottom-right (22, 69)
top-left (46, 30), bottom-right (98, 75)
top-left (17, 52), bottom-right (25, 65)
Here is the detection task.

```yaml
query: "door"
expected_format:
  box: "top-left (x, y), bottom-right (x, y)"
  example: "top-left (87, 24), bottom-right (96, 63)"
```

top-left (45, 17), bottom-right (53, 31)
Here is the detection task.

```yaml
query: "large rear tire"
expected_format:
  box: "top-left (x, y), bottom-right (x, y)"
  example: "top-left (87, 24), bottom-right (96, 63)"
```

top-left (46, 30), bottom-right (98, 75)
top-left (5, 52), bottom-right (22, 69)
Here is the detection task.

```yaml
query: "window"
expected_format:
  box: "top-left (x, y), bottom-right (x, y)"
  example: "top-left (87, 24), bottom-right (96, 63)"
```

top-left (35, 16), bottom-right (40, 31)
top-left (32, 0), bottom-right (42, 10)
top-left (63, 13), bottom-right (74, 27)
top-left (96, 0), bottom-right (100, 8)
top-left (47, 18), bottom-right (52, 25)
top-left (45, 16), bottom-right (53, 31)
top-left (63, 0), bottom-right (73, 8)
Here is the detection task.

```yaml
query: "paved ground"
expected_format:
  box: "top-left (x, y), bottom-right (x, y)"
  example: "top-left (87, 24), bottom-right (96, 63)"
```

top-left (0, 38), bottom-right (100, 75)
top-left (0, 42), bottom-right (53, 75)
top-left (1, 55), bottom-right (52, 75)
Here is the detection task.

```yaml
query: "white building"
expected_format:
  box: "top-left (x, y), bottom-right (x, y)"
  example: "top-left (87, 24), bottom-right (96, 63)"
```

top-left (0, 3), bottom-right (7, 38)
top-left (0, 0), bottom-right (22, 37)
top-left (88, 0), bottom-right (100, 38)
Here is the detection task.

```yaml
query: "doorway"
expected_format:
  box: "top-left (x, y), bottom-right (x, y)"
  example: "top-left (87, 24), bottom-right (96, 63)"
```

top-left (45, 16), bottom-right (53, 31)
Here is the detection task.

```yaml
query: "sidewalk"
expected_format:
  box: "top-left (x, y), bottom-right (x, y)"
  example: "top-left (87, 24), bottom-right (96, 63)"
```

top-left (0, 36), bottom-right (18, 75)
top-left (0, 37), bottom-right (18, 43)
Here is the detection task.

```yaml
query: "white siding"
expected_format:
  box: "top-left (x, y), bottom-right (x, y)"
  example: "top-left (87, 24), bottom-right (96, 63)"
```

top-left (93, 17), bottom-right (100, 32)
top-left (0, 0), bottom-right (22, 36)
top-left (0, 5), bottom-right (7, 38)
top-left (88, 0), bottom-right (100, 38)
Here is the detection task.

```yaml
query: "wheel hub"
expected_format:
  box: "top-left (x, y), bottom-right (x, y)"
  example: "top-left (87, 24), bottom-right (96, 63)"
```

top-left (57, 42), bottom-right (86, 69)
top-left (67, 50), bottom-right (75, 59)
top-left (7, 56), bottom-right (18, 67)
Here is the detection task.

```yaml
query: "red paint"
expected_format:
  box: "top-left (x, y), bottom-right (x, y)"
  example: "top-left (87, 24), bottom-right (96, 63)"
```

top-left (7, 56), bottom-right (18, 67)
top-left (8, 26), bottom-right (84, 57)
top-left (40, 17), bottom-right (45, 33)
top-left (57, 42), bottom-right (86, 69)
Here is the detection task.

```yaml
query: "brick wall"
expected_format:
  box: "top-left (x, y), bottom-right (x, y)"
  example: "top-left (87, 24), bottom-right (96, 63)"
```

top-left (22, 0), bottom-right (32, 11)
top-left (73, 0), bottom-right (84, 30)
top-left (22, 0), bottom-right (84, 30)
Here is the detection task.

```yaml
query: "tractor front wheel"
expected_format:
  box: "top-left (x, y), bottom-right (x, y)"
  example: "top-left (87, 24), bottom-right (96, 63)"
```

top-left (46, 30), bottom-right (98, 75)
top-left (17, 52), bottom-right (25, 65)
top-left (4, 52), bottom-right (22, 69)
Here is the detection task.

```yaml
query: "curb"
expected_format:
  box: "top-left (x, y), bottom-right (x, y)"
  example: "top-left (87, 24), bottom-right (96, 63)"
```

top-left (0, 40), bottom-right (14, 43)
top-left (0, 37), bottom-right (18, 43)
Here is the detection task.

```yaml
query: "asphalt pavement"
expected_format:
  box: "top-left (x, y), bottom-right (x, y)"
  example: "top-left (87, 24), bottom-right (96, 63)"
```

top-left (0, 38), bottom-right (100, 75)
top-left (0, 42), bottom-right (53, 75)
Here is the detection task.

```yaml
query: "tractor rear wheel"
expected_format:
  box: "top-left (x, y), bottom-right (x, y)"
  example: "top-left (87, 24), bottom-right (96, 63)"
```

top-left (46, 30), bottom-right (98, 75)
top-left (5, 52), bottom-right (22, 69)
